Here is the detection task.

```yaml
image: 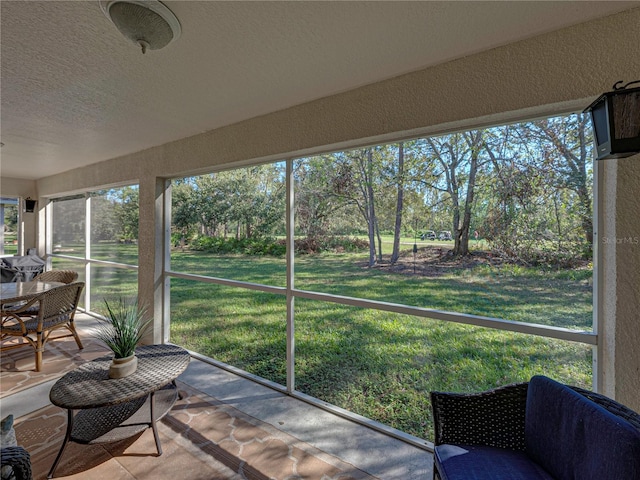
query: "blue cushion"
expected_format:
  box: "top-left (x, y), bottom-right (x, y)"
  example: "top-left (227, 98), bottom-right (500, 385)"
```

top-left (525, 375), bottom-right (640, 480)
top-left (434, 444), bottom-right (553, 480)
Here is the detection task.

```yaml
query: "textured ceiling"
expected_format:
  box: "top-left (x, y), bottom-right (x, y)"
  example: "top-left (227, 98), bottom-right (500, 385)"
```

top-left (1, 1), bottom-right (638, 180)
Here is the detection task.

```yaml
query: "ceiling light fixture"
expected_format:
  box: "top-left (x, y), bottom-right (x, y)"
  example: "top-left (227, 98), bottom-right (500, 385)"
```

top-left (99, 0), bottom-right (181, 54)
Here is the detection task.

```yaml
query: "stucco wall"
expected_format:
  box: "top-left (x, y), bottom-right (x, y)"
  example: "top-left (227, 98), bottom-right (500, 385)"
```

top-left (597, 159), bottom-right (617, 400)
top-left (614, 155), bottom-right (640, 411)
top-left (598, 152), bottom-right (640, 411)
top-left (31, 8), bottom-right (640, 402)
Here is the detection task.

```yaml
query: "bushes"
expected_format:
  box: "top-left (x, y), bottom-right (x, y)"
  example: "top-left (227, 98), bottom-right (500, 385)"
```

top-left (487, 238), bottom-right (591, 269)
top-left (185, 235), bottom-right (368, 256)
top-left (189, 236), bottom-right (286, 256)
top-left (294, 236), bottom-right (368, 254)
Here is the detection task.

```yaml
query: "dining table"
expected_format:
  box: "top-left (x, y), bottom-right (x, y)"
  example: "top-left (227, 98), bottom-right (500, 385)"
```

top-left (0, 280), bottom-right (64, 307)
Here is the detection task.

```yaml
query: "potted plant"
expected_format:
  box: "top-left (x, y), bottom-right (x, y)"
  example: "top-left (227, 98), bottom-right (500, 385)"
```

top-left (93, 297), bottom-right (151, 379)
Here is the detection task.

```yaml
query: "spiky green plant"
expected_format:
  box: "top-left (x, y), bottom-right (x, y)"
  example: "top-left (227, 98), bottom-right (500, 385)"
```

top-left (94, 297), bottom-right (151, 359)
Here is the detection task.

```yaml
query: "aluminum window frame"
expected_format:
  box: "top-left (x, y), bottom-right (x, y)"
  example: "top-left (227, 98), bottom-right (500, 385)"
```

top-left (46, 189), bottom-right (140, 314)
top-left (163, 114), bottom-right (599, 449)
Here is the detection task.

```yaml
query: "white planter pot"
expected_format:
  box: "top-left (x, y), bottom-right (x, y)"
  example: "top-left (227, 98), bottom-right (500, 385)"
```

top-left (108, 354), bottom-right (138, 379)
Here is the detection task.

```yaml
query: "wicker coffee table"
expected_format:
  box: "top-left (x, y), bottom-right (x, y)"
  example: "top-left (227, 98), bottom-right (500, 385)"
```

top-left (47, 344), bottom-right (190, 478)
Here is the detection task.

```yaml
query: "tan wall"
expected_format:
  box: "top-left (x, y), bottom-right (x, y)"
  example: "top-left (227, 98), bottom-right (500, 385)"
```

top-left (598, 153), bottom-right (640, 412)
top-left (0, 177), bottom-right (38, 254)
top-left (34, 8), bottom-right (640, 403)
top-left (614, 155), bottom-right (640, 411)
top-left (597, 159), bottom-right (617, 400)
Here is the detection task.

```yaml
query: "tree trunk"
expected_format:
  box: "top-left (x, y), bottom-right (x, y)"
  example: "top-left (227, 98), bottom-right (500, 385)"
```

top-left (391, 143), bottom-right (405, 264)
top-left (453, 132), bottom-right (481, 257)
top-left (376, 217), bottom-right (383, 263)
top-left (366, 150), bottom-right (377, 267)
top-left (576, 114), bottom-right (594, 248)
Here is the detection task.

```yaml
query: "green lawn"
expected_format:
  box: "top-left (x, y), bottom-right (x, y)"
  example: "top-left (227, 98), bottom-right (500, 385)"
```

top-left (49, 242), bottom-right (593, 440)
top-left (52, 244), bottom-right (139, 313)
top-left (2, 233), bottom-right (18, 255)
top-left (168, 248), bottom-right (593, 441)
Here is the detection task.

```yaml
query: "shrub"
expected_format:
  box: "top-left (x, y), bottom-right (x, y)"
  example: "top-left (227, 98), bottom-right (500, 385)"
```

top-left (187, 235), bottom-right (367, 256)
top-left (189, 235), bottom-right (286, 256)
top-left (294, 236), bottom-right (369, 254)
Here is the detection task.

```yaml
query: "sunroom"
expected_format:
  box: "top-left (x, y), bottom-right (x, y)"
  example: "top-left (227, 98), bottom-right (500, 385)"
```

top-left (1, 2), bottom-right (639, 479)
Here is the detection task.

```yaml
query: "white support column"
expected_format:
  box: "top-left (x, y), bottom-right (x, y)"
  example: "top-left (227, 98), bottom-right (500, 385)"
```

top-left (43, 200), bottom-right (52, 269)
top-left (597, 157), bottom-right (617, 399)
top-left (136, 177), bottom-right (165, 345)
top-left (0, 204), bottom-right (5, 256)
top-left (162, 179), bottom-right (172, 343)
top-left (592, 156), bottom-right (603, 392)
top-left (85, 194), bottom-right (92, 313)
top-left (286, 159), bottom-right (295, 393)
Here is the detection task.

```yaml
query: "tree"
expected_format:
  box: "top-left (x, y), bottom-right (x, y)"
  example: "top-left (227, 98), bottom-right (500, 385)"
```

top-left (294, 154), bottom-right (362, 242)
top-left (241, 164), bottom-right (286, 238)
top-left (172, 165), bottom-right (285, 245)
top-left (478, 116), bottom-right (594, 264)
top-left (52, 197), bottom-right (85, 245)
top-left (113, 186), bottom-right (139, 241)
top-left (390, 143), bottom-right (405, 264)
top-left (422, 131), bottom-right (485, 256)
top-left (91, 193), bottom-right (118, 241)
top-left (480, 124), bottom-right (549, 261)
top-left (3, 204), bottom-right (18, 233)
top-left (172, 179), bottom-right (200, 242)
top-left (349, 148), bottom-right (382, 266)
top-left (525, 114), bottom-right (594, 248)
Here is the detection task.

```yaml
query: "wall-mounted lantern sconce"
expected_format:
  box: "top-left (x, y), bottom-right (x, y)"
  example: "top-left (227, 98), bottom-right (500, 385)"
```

top-left (24, 197), bottom-right (37, 213)
top-left (584, 80), bottom-right (640, 160)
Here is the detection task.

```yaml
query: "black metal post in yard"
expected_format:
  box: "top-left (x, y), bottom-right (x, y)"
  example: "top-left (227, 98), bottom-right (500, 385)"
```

top-left (413, 233), bottom-right (418, 274)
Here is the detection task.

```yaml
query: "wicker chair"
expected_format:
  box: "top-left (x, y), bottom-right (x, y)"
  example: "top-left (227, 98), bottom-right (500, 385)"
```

top-left (33, 269), bottom-right (79, 284)
top-left (10, 270), bottom-right (80, 317)
top-left (0, 446), bottom-right (32, 480)
top-left (0, 282), bottom-right (85, 372)
top-left (430, 379), bottom-right (640, 480)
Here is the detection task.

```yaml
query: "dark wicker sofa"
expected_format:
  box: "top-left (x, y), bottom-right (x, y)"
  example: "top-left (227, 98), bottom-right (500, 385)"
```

top-left (0, 446), bottom-right (32, 480)
top-left (430, 375), bottom-right (640, 480)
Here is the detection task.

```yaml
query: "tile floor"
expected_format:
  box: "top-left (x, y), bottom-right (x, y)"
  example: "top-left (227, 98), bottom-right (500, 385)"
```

top-left (1, 314), bottom-right (433, 479)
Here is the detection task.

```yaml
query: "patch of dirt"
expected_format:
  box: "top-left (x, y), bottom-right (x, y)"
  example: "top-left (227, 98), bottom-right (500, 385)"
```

top-left (368, 246), bottom-right (505, 278)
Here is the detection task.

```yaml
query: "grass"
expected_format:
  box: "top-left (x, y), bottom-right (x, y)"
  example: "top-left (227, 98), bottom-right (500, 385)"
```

top-left (2, 233), bottom-right (18, 255)
top-left (52, 251), bottom-right (139, 313)
top-left (50, 242), bottom-right (593, 440)
top-left (355, 233), bottom-right (489, 255)
top-left (169, 248), bottom-right (593, 440)
top-left (295, 252), bottom-right (591, 329)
